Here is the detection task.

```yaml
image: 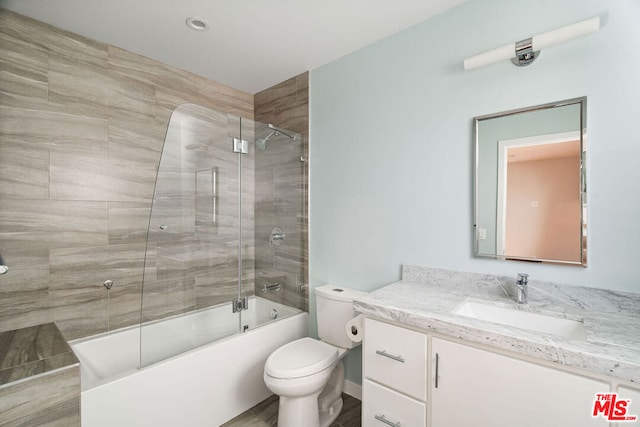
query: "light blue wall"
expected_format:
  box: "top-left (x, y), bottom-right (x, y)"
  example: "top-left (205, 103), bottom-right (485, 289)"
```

top-left (309, 0), bottom-right (640, 385)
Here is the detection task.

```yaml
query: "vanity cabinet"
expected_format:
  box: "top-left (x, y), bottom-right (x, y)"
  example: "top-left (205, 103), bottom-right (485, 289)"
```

top-left (362, 318), bottom-right (427, 426)
top-left (362, 317), bottom-right (617, 427)
top-left (431, 337), bottom-right (609, 427)
top-left (618, 386), bottom-right (640, 422)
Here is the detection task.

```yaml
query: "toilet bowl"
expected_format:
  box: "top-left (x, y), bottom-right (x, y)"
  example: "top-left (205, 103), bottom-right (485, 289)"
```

top-left (263, 285), bottom-right (367, 427)
top-left (264, 337), bottom-right (348, 427)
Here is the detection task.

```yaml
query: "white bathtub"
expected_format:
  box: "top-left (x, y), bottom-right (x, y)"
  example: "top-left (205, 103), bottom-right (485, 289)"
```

top-left (71, 296), bottom-right (307, 427)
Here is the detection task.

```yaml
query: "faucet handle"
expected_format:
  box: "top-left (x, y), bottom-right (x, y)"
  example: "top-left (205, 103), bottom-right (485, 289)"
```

top-left (516, 273), bottom-right (529, 285)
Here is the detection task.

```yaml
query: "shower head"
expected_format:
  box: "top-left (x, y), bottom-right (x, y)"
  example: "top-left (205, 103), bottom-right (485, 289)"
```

top-left (255, 130), bottom-right (276, 150)
top-left (255, 124), bottom-right (297, 150)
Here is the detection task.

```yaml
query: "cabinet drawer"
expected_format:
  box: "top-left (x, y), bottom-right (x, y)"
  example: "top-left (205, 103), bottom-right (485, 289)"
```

top-left (364, 318), bottom-right (427, 400)
top-left (363, 379), bottom-right (426, 427)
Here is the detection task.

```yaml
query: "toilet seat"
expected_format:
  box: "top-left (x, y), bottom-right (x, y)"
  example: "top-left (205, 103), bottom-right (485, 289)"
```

top-left (265, 337), bottom-right (338, 379)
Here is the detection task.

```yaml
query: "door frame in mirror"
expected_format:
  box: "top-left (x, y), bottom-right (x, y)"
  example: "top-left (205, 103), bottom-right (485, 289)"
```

top-left (473, 97), bottom-right (587, 266)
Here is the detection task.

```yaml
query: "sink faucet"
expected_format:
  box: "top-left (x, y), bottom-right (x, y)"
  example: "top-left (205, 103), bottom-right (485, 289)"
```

top-left (516, 273), bottom-right (529, 304)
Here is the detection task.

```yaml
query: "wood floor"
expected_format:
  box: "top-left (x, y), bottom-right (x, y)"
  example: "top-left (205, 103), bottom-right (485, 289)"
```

top-left (221, 393), bottom-right (362, 427)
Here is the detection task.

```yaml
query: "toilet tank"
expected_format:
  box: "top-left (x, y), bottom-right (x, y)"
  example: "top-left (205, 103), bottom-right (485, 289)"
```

top-left (315, 285), bottom-right (367, 349)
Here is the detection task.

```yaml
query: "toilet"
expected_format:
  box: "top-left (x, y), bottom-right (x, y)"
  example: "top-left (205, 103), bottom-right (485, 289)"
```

top-left (263, 285), bottom-right (366, 427)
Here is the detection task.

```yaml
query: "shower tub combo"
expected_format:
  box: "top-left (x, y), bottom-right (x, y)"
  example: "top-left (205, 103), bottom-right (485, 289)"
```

top-left (72, 297), bottom-right (306, 426)
top-left (70, 103), bottom-right (307, 426)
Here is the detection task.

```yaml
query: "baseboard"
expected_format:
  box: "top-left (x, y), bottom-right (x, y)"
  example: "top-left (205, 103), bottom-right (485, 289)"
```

top-left (343, 380), bottom-right (362, 401)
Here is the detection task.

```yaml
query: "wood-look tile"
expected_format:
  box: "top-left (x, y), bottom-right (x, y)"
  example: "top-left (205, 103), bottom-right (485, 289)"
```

top-left (295, 72), bottom-right (309, 106)
top-left (0, 323), bottom-right (69, 369)
top-left (17, 394), bottom-right (81, 427)
top-left (49, 243), bottom-right (145, 291)
top-left (0, 8), bottom-right (106, 68)
top-left (222, 393), bottom-right (279, 427)
top-left (274, 103), bottom-right (309, 137)
top-left (0, 105), bottom-right (108, 143)
top-left (48, 54), bottom-right (154, 119)
top-left (192, 73), bottom-right (254, 119)
top-left (0, 135), bottom-right (50, 199)
top-left (255, 75), bottom-right (299, 116)
top-left (108, 202), bottom-right (152, 244)
top-left (106, 282), bottom-right (142, 331)
top-left (0, 199), bottom-right (108, 250)
top-left (140, 276), bottom-right (196, 323)
top-left (0, 323), bottom-right (77, 386)
top-left (0, 248), bottom-right (49, 299)
top-left (0, 364), bottom-right (80, 426)
top-left (108, 114), bottom-right (165, 164)
top-left (0, 352), bottom-right (78, 386)
top-left (107, 45), bottom-right (195, 97)
top-left (49, 286), bottom-right (107, 340)
top-left (154, 86), bottom-right (193, 127)
top-left (334, 394), bottom-right (363, 427)
top-left (221, 394), bottom-right (360, 427)
top-left (0, 294), bottom-right (53, 335)
top-left (253, 99), bottom-right (275, 126)
top-left (194, 268), bottom-right (249, 309)
top-left (0, 29), bottom-right (48, 107)
top-left (50, 152), bottom-right (157, 202)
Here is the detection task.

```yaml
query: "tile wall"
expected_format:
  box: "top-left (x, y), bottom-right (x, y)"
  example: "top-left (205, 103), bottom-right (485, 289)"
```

top-left (0, 9), bottom-right (308, 340)
top-left (0, 323), bottom-right (80, 425)
top-left (254, 73), bottom-right (310, 311)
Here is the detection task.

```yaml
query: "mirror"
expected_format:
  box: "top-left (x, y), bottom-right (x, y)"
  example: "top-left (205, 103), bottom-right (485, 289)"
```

top-left (474, 97), bottom-right (587, 266)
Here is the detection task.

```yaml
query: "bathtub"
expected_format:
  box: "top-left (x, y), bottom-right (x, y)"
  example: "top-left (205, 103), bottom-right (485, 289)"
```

top-left (71, 296), bottom-right (307, 427)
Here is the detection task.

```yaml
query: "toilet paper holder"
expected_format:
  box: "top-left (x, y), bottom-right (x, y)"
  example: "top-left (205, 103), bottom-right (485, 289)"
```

top-left (345, 314), bottom-right (364, 343)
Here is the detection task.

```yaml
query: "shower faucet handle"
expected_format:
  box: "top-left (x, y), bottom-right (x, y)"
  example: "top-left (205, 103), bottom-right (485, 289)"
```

top-left (0, 253), bottom-right (8, 275)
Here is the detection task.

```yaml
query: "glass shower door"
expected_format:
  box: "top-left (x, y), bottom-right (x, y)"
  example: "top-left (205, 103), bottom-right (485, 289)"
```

top-left (139, 103), bottom-right (252, 367)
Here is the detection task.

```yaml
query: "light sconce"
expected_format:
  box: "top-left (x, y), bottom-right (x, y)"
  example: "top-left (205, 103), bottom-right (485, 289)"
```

top-left (464, 17), bottom-right (600, 70)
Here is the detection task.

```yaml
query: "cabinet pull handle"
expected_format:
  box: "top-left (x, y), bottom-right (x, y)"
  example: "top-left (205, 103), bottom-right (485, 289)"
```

top-left (435, 352), bottom-right (440, 388)
top-left (375, 349), bottom-right (405, 363)
top-left (375, 414), bottom-right (401, 427)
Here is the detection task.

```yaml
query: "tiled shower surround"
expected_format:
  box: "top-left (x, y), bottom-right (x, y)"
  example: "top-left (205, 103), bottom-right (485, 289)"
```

top-left (0, 8), bottom-right (309, 340)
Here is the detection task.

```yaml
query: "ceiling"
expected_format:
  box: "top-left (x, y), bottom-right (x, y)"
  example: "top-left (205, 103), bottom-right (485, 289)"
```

top-left (1, 0), bottom-right (469, 93)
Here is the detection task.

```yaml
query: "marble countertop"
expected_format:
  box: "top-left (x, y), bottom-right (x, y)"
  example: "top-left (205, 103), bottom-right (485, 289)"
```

top-left (0, 322), bottom-right (79, 386)
top-left (354, 266), bottom-right (640, 385)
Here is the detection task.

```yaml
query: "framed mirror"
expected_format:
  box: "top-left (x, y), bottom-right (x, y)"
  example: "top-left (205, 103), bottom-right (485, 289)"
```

top-left (474, 97), bottom-right (587, 266)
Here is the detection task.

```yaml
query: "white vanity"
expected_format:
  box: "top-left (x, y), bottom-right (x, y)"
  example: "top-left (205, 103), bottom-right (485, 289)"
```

top-left (355, 266), bottom-right (640, 427)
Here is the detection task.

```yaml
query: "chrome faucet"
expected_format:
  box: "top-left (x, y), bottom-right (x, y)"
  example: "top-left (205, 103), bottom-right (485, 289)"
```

top-left (0, 253), bottom-right (8, 275)
top-left (516, 273), bottom-right (529, 304)
top-left (262, 282), bottom-right (282, 293)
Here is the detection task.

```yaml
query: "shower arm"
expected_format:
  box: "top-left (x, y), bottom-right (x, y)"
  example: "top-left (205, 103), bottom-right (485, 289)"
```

top-left (267, 123), bottom-right (297, 141)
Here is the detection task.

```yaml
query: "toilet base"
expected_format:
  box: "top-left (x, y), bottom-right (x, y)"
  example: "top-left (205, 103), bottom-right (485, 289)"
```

top-left (276, 391), bottom-right (344, 427)
top-left (273, 360), bottom-right (347, 427)
top-left (319, 396), bottom-right (343, 427)
top-left (277, 390), bottom-right (323, 427)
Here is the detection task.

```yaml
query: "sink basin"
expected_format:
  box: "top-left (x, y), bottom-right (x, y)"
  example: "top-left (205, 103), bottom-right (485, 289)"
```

top-left (454, 300), bottom-right (586, 341)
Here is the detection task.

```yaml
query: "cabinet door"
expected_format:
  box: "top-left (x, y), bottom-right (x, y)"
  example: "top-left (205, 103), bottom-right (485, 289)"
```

top-left (617, 387), bottom-right (640, 424)
top-left (431, 337), bottom-right (610, 427)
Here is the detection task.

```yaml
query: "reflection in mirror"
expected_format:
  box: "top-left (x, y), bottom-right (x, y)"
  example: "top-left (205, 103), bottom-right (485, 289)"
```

top-left (474, 97), bottom-right (587, 266)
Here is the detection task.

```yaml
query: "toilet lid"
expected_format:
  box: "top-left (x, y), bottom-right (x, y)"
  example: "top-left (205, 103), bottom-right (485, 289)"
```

top-left (265, 337), bottom-right (338, 379)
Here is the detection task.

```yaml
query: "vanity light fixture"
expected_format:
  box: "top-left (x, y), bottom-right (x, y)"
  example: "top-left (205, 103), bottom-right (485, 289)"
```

top-left (186, 17), bottom-right (209, 31)
top-left (464, 16), bottom-right (600, 70)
